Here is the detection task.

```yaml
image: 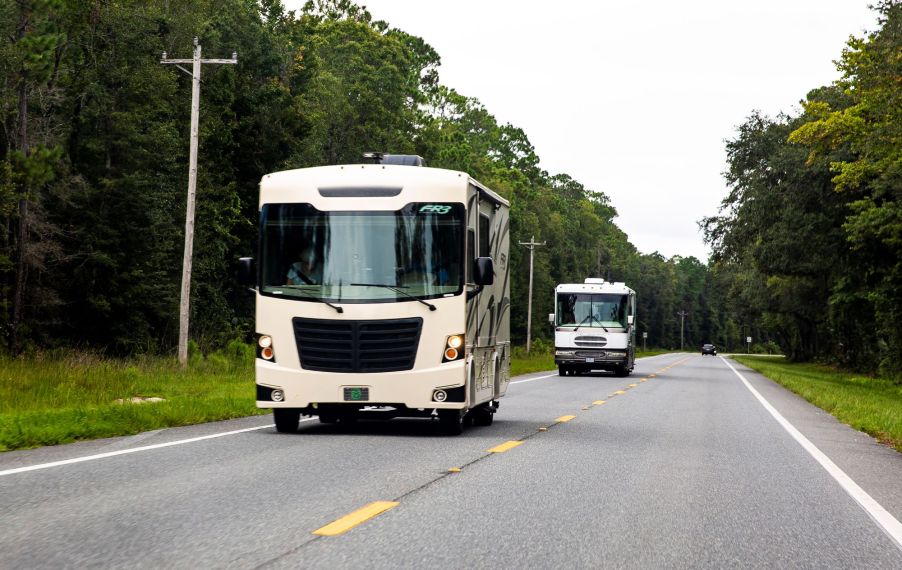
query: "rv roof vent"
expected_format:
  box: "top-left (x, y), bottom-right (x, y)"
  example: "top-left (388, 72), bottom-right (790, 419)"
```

top-left (362, 152), bottom-right (426, 167)
top-left (584, 278), bottom-right (605, 284)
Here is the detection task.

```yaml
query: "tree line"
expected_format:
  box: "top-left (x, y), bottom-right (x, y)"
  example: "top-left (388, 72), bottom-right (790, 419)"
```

top-left (704, 0), bottom-right (901, 378)
top-left (1, 0), bottom-right (810, 361)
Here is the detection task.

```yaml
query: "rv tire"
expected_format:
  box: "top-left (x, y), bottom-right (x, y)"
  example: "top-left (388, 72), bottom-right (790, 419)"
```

top-left (471, 404), bottom-right (494, 427)
top-left (438, 409), bottom-right (465, 435)
top-left (273, 408), bottom-right (300, 433)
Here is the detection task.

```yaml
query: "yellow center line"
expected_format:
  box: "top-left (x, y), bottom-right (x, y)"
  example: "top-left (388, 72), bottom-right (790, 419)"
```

top-left (448, 467), bottom-right (461, 473)
top-left (488, 440), bottom-right (525, 453)
top-left (555, 415), bottom-right (577, 423)
top-left (648, 374), bottom-right (656, 378)
top-left (581, 406), bottom-right (589, 410)
top-left (313, 501), bottom-right (399, 536)
top-left (628, 383), bottom-right (638, 388)
top-left (593, 400), bottom-right (606, 405)
top-left (611, 390), bottom-right (626, 396)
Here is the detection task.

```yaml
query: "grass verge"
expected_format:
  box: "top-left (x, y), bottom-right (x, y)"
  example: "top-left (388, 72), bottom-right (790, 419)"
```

top-left (0, 350), bottom-right (266, 452)
top-left (733, 356), bottom-right (902, 453)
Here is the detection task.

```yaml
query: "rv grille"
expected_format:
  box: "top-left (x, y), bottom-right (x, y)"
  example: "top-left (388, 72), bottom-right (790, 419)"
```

top-left (292, 317), bottom-right (423, 373)
top-left (574, 335), bottom-right (607, 347)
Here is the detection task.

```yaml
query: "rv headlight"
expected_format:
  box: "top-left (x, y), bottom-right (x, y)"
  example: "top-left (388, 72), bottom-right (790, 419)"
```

top-left (256, 333), bottom-right (276, 362)
top-left (442, 334), bottom-right (465, 362)
top-left (555, 350), bottom-right (575, 356)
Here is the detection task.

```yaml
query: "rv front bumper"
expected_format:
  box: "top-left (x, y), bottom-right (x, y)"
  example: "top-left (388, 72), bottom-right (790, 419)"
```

top-left (255, 359), bottom-right (468, 410)
top-left (554, 349), bottom-right (628, 365)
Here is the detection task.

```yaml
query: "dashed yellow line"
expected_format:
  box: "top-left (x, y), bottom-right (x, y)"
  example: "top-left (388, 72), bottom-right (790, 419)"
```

top-left (488, 440), bottom-right (524, 453)
top-left (313, 501), bottom-right (399, 536)
top-left (448, 467), bottom-right (461, 473)
top-left (555, 415), bottom-right (577, 423)
top-left (628, 383), bottom-right (638, 388)
top-left (593, 400), bottom-right (606, 405)
top-left (611, 390), bottom-right (626, 396)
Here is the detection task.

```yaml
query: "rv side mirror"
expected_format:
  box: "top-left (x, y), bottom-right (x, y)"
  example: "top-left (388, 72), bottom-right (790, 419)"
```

top-left (627, 315), bottom-right (634, 326)
top-left (548, 313), bottom-right (555, 324)
top-left (237, 257), bottom-right (256, 288)
top-left (473, 257), bottom-right (494, 286)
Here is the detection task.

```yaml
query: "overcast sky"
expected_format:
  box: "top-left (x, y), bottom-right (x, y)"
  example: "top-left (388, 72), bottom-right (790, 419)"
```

top-left (284, 0), bottom-right (879, 261)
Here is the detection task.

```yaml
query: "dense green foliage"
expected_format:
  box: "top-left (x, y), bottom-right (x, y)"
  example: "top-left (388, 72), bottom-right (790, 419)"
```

top-left (1, 0), bottom-right (751, 357)
top-left (704, 1), bottom-right (902, 378)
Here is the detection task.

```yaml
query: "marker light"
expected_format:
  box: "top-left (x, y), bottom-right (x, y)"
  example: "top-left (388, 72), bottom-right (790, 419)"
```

top-left (261, 347), bottom-right (274, 360)
top-left (444, 348), bottom-right (458, 360)
top-left (447, 335), bottom-right (463, 349)
top-left (258, 335), bottom-right (272, 348)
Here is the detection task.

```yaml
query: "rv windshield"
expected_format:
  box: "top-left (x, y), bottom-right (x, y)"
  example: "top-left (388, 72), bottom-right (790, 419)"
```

top-left (556, 293), bottom-right (628, 328)
top-left (259, 203), bottom-right (464, 303)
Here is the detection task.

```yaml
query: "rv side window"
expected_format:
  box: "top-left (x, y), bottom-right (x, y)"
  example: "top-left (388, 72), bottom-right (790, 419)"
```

top-left (479, 213), bottom-right (490, 258)
top-left (466, 228), bottom-right (475, 283)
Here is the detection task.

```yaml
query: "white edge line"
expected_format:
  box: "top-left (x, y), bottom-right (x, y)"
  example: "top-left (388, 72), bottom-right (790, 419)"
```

top-left (510, 373), bottom-right (558, 385)
top-left (0, 418), bottom-right (316, 477)
top-left (722, 356), bottom-right (902, 551)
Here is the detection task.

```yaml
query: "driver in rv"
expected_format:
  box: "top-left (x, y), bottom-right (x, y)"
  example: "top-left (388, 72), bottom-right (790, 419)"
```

top-left (287, 244), bottom-right (322, 285)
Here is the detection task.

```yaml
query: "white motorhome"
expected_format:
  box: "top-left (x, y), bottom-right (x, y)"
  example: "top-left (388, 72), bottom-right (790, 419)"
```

top-left (549, 278), bottom-right (636, 376)
top-left (238, 154), bottom-right (511, 435)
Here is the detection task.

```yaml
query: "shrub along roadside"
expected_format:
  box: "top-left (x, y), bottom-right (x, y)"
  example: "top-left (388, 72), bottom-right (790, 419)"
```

top-left (733, 356), bottom-right (902, 453)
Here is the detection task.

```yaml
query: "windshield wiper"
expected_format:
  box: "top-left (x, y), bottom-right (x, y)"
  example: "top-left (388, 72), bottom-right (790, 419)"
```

top-left (350, 283), bottom-right (437, 311)
top-left (573, 314), bottom-right (607, 332)
top-left (275, 285), bottom-right (343, 313)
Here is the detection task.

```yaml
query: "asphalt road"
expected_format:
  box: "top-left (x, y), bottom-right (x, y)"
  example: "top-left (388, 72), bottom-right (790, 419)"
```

top-left (2, 354), bottom-right (902, 568)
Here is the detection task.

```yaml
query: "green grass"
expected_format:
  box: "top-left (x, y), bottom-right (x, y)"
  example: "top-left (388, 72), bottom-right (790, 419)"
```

top-left (0, 349), bottom-right (267, 452)
top-left (733, 356), bottom-right (902, 452)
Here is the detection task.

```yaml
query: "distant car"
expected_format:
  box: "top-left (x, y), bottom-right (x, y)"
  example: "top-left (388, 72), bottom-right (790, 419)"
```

top-left (701, 344), bottom-right (717, 356)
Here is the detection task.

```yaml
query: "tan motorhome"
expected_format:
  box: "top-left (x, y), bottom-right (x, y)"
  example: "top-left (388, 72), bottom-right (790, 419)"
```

top-left (239, 154), bottom-right (511, 435)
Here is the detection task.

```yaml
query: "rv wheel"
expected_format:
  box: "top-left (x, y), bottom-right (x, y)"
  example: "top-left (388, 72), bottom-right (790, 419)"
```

top-left (438, 409), bottom-right (465, 435)
top-left (273, 409), bottom-right (300, 433)
top-left (471, 404), bottom-right (494, 427)
top-left (558, 365), bottom-right (567, 376)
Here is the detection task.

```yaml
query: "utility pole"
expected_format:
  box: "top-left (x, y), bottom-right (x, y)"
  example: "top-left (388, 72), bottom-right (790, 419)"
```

top-left (518, 236), bottom-right (546, 354)
top-left (677, 310), bottom-right (688, 351)
top-left (162, 39), bottom-right (237, 367)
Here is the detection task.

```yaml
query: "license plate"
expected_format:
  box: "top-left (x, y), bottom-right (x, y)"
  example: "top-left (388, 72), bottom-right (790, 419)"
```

top-left (585, 358), bottom-right (595, 363)
top-left (343, 387), bottom-right (369, 401)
